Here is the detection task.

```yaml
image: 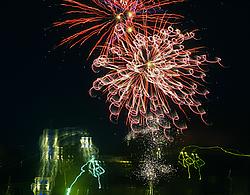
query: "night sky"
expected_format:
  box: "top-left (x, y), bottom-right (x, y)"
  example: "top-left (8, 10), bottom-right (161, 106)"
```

top-left (1, 0), bottom-right (250, 158)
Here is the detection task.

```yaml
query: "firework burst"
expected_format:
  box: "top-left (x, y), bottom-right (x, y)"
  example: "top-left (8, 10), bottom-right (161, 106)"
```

top-left (90, 25), bottom-right (221, 136)
top-left (54, 0), bottom-right (183, 56)
top-left (125, 113), bottom-right (177, 143)
top-left (139, 155), bottom-right (176, 184)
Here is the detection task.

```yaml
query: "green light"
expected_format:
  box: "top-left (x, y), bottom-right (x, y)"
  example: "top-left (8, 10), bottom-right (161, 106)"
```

top-left (66, 155), bottom-right (105, 195)
top-left (178, 150), bottom-right (205, 180)
top-left (88, 156), bottom-right (105, 189)
top-left (147, 180), bottom-right (154, 195)
top-left (178, 145), bottom-right (250, 180)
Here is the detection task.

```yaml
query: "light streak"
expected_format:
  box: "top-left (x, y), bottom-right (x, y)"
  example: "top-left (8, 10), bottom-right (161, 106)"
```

top-left (66, 155), bottom-right (105, 195)
top-left (178, 145), bottom-right (250, 180)
top-left (178, 150), bottom-right (205, 180)
top-left (90, 25), bottom-right (221, 137)
top-left (54, 0), bottom-right (183, 56)
top-left (39, 130), bottom-right (59, 188)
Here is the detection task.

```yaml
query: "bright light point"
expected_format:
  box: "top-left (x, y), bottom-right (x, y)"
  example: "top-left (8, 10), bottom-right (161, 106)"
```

top-left (147, 61), bottom-right (155, 69)
top-left (127, 27), bottom-right (133, 33)
top-left (66, 188), bottom-right (71, 195)
top-left (116, 14), bottom-right (121, 20)
top-left (127, 11), bottom-right (133, 18)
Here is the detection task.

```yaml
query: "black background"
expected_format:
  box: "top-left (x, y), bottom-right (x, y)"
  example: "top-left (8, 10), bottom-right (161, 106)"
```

top-left (1, 0), bottom-right (250, 159)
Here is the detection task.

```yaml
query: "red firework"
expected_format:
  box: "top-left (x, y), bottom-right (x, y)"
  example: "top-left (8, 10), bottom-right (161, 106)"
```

top-left (89, 25), bottom-right (221, 137)
top-left (54, 0), bottom-right (183, 56)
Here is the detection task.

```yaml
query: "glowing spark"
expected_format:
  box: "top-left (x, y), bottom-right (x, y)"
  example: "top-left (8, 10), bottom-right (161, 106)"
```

top-left (139, 155), bottom-right (176, 184)
top-left (127, 11), bottom-right (134, 18)
top-left (116, 14), bottom-right (121, 20)
top-left (147, 61), bottom-right (155, 69)
top-left (127, 27), bottom-right (133, 33)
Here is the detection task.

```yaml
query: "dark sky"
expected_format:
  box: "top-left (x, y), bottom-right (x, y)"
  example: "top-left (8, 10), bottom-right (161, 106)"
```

top-left (1, 0), bottom-right (250, 156)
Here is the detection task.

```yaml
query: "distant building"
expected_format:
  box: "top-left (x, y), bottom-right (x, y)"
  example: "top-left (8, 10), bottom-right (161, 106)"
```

top-left (32, 128), bottom-right (99, 195)
top-left (31, 177), bottom-right (51, 195)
